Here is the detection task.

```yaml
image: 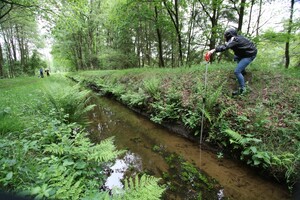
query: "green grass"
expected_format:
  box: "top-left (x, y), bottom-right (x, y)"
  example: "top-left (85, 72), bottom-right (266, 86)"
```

top-left (0, 77), bottom-right (44, 135)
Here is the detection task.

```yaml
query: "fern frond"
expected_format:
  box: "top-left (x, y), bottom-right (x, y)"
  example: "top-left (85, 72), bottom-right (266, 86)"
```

top-left (216, 106), bottom-right (233, 122)
top-left (51, 174), bottom-right (84, 199)
top-left (115, 174), bottom-right (166, 200)
top-left (200, 107), bottom-right (212, 124)
top-left (206, 83), bottom-right (223, 109)
top-left (44, 143), bottom-right (66, 155)
top-left (44, 83), bottom-right (95, 124)
top-left (224, 129), bottom-right (244, 146)
top-left (88, 137), bottom-right (125, 162)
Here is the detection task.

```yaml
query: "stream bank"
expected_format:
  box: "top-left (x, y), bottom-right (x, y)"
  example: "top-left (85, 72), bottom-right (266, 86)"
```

top-left (86, 93), bottom-right (291, 199)
top-left (67, 65), bottom-right (299, 196)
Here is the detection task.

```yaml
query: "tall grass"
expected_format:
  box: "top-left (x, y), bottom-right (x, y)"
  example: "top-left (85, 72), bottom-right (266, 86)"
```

top-left (0, 77), bottom-right (44, 135)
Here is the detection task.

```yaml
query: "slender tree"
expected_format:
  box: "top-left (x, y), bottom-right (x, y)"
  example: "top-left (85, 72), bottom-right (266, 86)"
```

top-left (198, 0), bottom-right (223, 51)
top-left (162, 0), bottom-right (184, 67)
top-left (238, 0), bottom-right (246, 32)
top-left (246, 0), bottom-right (255, 35)
top-left (0, 43), bottom-right (3, 77)
top-left (285, 0), bottom-right (295, 68)
top-left (186, 0), bottom-right (196, 66)
top-left (256, 0), bottom-right (263, 36)
top-left (154, 4), bottom-right (165, 67)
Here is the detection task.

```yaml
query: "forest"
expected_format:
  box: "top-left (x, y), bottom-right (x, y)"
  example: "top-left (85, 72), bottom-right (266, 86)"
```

top-left (0, 0), bottom-right (299, 76)
top-left (0, 0), bottom-right (300, 199)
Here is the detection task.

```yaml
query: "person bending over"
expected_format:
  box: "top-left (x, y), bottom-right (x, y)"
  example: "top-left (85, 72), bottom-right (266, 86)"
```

top-left (207, 28), bottom-right (257, 96)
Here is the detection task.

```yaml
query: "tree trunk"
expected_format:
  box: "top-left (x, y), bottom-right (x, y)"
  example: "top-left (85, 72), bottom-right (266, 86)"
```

top-left (154, 5), bottom-right (165, 68)
top-left (237, 0), bottom-right (246, 33)
top-left (3, 29), bottom-right (13, 77)
top-left (285, 0), bottom-right (295, 69)
top-left (163, 0), bottom-right (183, 67)
top-left (16, 25), bottom-right (26, 73)
top-left (10, 39), bottom-right (17, 62)
top-left (73, 33), bottom-right (84, 71)
top-left (186, 1), bottom-right (196, 66)
top-left (136, 23), bottom-right (141, 68)
top-left (0, 43), bottom-right (3, 77)
top-left (146, 22), bottom-right (151, 66)
top-left (256, 0), bottom-right (263, 36)
top-left (247, 0), bottom-right (255, 35)
top-left (198, 0), bottom-right (222, 53)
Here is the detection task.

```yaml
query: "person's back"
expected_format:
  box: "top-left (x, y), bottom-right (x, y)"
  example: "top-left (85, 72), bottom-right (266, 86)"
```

top-left (228, 35), bottom-right (257, 58)
top-left (206, 28), bottom-right (257, 96)
top-left (215, 28), bottom-right (257, 58)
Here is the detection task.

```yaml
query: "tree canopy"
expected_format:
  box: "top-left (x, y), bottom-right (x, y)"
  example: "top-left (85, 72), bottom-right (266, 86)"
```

top-left (0, 0), bottom-right (299, 77)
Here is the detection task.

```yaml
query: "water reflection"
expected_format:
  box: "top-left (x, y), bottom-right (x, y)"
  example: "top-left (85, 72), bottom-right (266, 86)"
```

top-left (105, 152), bottom-right (143, 190)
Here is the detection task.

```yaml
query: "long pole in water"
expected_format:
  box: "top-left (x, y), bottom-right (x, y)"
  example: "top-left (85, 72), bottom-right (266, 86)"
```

top-left (200, 61), bottom-right (209, 144)
top-left (199, 60), bottom-right (209, 178)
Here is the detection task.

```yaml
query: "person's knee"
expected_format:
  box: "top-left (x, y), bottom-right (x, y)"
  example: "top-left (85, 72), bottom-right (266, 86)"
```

top-left (234, 70), bottom-right (241, 76)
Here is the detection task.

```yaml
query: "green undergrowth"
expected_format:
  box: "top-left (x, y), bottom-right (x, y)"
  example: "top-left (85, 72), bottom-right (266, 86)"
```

top-left (0, 75), bottom-right (166, 199)
top-left (68, 63), bottom-right (300, 188)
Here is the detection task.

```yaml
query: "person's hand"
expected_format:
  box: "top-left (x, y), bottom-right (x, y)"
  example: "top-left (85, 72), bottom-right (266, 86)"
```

top-left (204, 49), bottom-right (215, 62)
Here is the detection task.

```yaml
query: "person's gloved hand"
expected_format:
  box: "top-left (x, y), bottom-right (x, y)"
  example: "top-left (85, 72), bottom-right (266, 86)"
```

top-left (204, 52), bottom-right (211, 62)
top-left (204, 49), bottom-right (215, 62)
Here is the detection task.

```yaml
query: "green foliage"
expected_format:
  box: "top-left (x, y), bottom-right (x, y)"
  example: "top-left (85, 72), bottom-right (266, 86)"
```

top-left (205, 83), bottom-right (224, 111)
top-left (150, 100), bottom-right (180, 124)
top-left (28, 122), bottom-right (125, 200)
top-left (224, 129), bottom-right (261, 147)
top-left (0, 75), bottom-right (166, 199)
top-left (0, 1), bottom-right (43, 78)
top-left (99, 49), bottom-right (138, 69)
top-left (45, 83), bottom-right (95, 124)
top-left (69, 63), bottom-right (300, 186)
top-left (110, 84), bottom-right (127, 98)
top-left (113, 175), bottom-right (165, 200)
top-left (0, 107), bottom-right (25, 135)
top-left (182, 110), bottom-right (201, 129)
top-left (27, 50), bottom-right (47, 76)
top-left (262, 30), bottom-right (290, 43)
top-left (143, 78), bottom-right (161, 100)
top-left (120, 89), bottom-right (146, 107)
top-left (223, 129), bottom-right (299, 183)
top-left (258, 30), bottom-right (300, 68)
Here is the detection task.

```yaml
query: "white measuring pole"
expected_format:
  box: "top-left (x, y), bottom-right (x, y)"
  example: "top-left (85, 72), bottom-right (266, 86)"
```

top-left (200, 62), bottom-right (209, 144)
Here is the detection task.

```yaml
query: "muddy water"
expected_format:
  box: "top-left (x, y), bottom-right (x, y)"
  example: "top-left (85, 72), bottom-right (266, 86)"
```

top-left (88, 94), bottom-right (291, 200)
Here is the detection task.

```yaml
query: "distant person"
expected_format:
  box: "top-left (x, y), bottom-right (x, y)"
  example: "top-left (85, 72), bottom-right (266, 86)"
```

top-left (45, 69), bottom-right (50, 76)
top-left (39, 68), bottom-right (44, 78)
top-left (206, 28), bottom-right (257, 96)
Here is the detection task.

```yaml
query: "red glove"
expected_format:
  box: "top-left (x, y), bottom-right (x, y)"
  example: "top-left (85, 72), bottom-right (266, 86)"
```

top-left (204, 52), bottom-right (211, 62)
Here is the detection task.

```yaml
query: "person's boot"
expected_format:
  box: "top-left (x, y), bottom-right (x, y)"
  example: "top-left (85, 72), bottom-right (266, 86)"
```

top-left (232, 87), bottom-right (246, 96)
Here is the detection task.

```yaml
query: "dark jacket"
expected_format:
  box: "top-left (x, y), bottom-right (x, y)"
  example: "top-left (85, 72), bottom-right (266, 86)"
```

top-left (216, 29), bottom-right (257, 58)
